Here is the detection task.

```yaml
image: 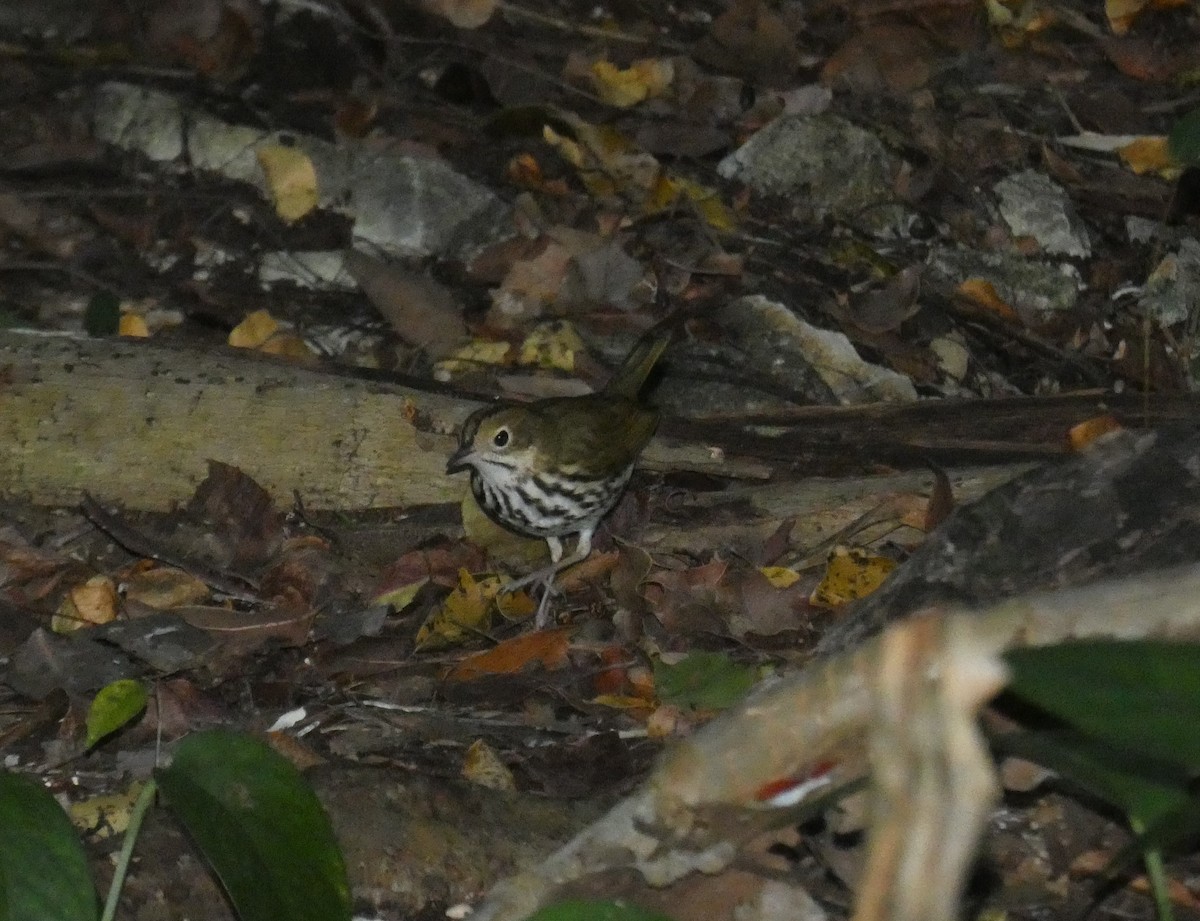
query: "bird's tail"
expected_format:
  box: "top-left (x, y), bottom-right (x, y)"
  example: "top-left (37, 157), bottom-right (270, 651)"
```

top-left (603, 327), bottom-right (672, 399)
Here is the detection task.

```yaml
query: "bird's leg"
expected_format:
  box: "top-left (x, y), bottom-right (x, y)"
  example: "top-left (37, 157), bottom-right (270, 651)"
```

top-left (502, 531), bottom-right (595, 627)
top-left (532, 574), bottom-right (558, 628)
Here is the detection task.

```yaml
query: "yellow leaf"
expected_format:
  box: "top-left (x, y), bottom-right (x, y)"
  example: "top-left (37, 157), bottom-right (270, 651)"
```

top-left (434, 339), bottom-right (515, 378)
top-left (689, 187), bottom-right (738, 232)
top-left (118, 312), bottom-right (150, 338)
top-left (957, 278), bottom-right (1021, 322)
top-left (809, 547), bottom-right (897, 609)
top-left (984, 0), bottom-right (1016, 26)
top-left (228, 309), bottom-right (280, 348)
top-left (644, 174), bottom-right (736, 231)
top-left (462, 738), bottom-right (516, 791)
top-left (590, 58), bottom-right (674, 108)
top-left (67, 782), bottom-right (147, 837)
top-left (544, 117), bottom-right (660, 201)
top-left (256, 143), bottom-right (319, 223)
top-left (591, 694), bottom-right (656, 712)
top-left (414, 569), bottom-right (500, 650)
top-left (760, 566), bottom-right (800, 589)
top-left (518, 320), bottom-right (585, 372)
top-left (373, 577), bottom-right (429, 610)
top-left (1117, 135), bottom-right (1179, 178)
top-left (495, 588), bottom-right (537, 620)
top-left (53, 575), bottom-right (118, 633)
top-left (1106, 0), bottom-right (1148, 34)
top-left (1068, 415), bottom-right (1122, 451)
top-left (543, 125), bottom-right (586, 169)
top-left (259, 331), bottom-right (317, 361)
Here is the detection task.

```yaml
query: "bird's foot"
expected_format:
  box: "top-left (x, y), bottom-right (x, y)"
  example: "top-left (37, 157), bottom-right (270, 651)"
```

top-left (532, 577), bottom-right (559, 628)
top-left (498, 566), bottom-right (562, 627)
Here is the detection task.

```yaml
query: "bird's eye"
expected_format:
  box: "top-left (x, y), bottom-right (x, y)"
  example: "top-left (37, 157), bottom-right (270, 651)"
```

top-left (492, 428), bottom-right (510, 448)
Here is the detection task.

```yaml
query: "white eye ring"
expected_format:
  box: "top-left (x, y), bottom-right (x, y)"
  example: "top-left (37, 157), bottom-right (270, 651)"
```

top-left (492, 428), bottom-right (511, 448)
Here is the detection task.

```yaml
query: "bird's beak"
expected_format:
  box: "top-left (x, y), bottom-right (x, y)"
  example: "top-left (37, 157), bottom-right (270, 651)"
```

top-left (446, 445), bottom-right (473, 474)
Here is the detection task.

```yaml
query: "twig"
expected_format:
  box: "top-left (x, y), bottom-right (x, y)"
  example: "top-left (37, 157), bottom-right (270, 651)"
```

top-left (80, 494), bottom-right (261, 602)
top-left (495, 1), bottom-right (689, 52)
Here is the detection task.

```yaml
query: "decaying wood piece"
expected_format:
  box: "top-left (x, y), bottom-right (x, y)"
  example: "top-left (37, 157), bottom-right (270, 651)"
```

top-left (470, 565), bottom-right (1200, 921)
top-left (854, 615), bottom-right (1004, 921)
top-left (0, 331), bottom-right (470, 511)
top-left (4, 331), bottom-right (1199, 518)
top-left (818, 426), bottom-right (1200, 654)
top-left (0, 330), bottom-right (873, 515)
top-left (0, 332), bottom-right (749, 512)
top-left (2, 331), bottom-right (1197, 528)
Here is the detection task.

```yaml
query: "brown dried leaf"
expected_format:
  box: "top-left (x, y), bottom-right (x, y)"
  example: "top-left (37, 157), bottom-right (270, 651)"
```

top-left (698, 0), bottom-right (800, 84)
top-left (260, 536), bottom-right (336, 612)
top-left (372, 543), bottom-right (488, 608)
top-left (443, 627), bottom-right (572, 682)
top-left (924, 465), bottom-right (955, 531)
top-left (844, 265), bottom-right (923, 334)
top-left (421, 0), bottom-right (495, 29)
top-left (956, 278), bottom-right (1022, 322)
top-left (146, 0), bottom-right (262, 81)
top-left (644, 558), bottom-right (732, 634)
top-left (822, 24), bottom-right (933, 95)
top-left (187, 460), bottom-right (285, 569)
top-left (728, 566), bottom-right (808, 637)
top-left (176, 603), bottom-right (314, 651)
top-left (346, 251), bottom-right (466, 357)
top-left (0, 530), bottom-right (72, 603)
top-left (122, 566), bottom-right (210, 609)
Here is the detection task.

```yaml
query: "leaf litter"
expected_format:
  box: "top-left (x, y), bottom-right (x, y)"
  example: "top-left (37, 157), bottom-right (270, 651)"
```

top-left (0, 0), bottom-right (1199, 917)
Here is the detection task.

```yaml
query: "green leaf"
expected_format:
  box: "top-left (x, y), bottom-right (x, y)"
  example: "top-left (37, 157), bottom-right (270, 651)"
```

top-left (155, 730), bottom-right (351, 921)
top-left (86, 679), bottom-right (148, 748)
top-left (84, 292), bottom-right (120, 338)
top-left (998, 728), bottom-right (1200, 919)
top-left (1004, 641), bottom-right (1200, 771)
top-left (525, 899), bottom-right (676, 921)
top-left (998, 729), bottom-right (1191, 831)
top-left (0, 771), bottom-right (99, 921)
top-left (654, 652), bottom-right (757, 711)
top-left (1168, 107), bottom-right (1200, 166)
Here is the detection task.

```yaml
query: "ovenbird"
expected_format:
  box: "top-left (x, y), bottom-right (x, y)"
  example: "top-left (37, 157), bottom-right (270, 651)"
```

top-left (446, 331), bottom-right (669, 625)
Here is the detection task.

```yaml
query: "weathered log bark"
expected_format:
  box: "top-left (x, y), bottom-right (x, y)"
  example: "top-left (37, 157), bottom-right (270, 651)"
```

top-left (0, 331), bottom-right (472, 510)
top-left (2, 330), bottom-right (1196, 529)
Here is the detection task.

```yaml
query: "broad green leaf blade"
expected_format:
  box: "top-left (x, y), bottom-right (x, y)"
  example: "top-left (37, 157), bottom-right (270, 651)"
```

top-left (86, 679), bottom-right (148, 748)
top-left (1168, 107), bottom-right (1200, 166)
top-left (155, 730), bottom-right (350, 921)
top-left (1004, 641), bottom-right (1200, 770)
top-left (997, 729), bottom-right (1191, 831)
top-left (0, 771), bottom-right (99, 921)
top-left (998, 728), bottom-right (1200, 917)
top-left (525, 899), bottom-right (676, 921)
top-left (653, 652), bottom-right (757, 711)
top-left (1106, 788), bottom-right (1200, 886)
top-left (83, 291), bottom-right (120, 338)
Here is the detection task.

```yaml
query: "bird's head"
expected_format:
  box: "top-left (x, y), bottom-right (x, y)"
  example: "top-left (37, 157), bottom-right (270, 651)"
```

top-left (446, 405), bottom-right (541, 480)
